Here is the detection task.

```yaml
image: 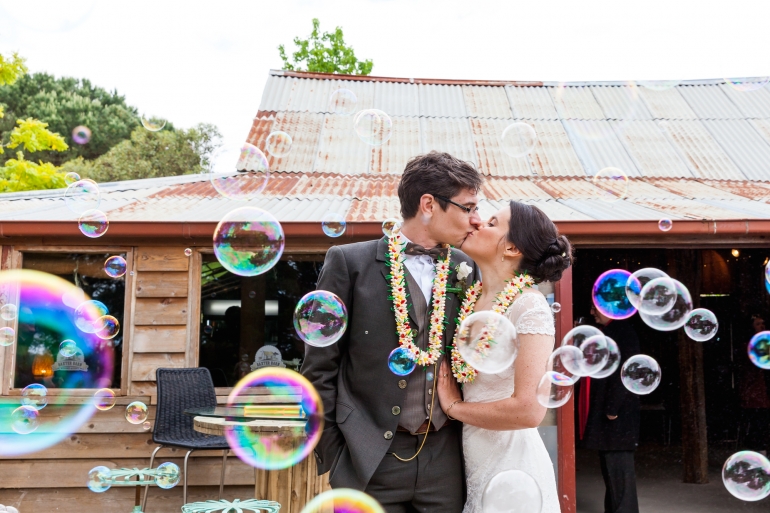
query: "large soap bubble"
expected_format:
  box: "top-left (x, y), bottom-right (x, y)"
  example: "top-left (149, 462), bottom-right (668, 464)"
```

top-left (456, 311), bottom-right (518, 374)
top-left (213, 207), bottom-right (285, 277)
top-left (536, 371), bottom-right (573, 408)
top-left (321, 212), bottom-right (347, 238)
top-left (722, 450), bottom-right (770, 501)
top-left (329, 88), bottom-right (357, 115)
top-left (293, 291), bottom-right (348, 347)
top-left (87, 465), bottom-right (112, 493)
top-left (592, 167), bottom-right (629, 202)
top-left (684, 308), bottom-right (718, 342)
top-left (577, 334), bottom-right (610, 376)
top-left (354, 109), bottom-right (392, 146)
top-left (501, 122), bottom-right (537, 158)
top-left (638, 276), bottom-right (677, 316)
top-left (547, 345), bottom-right (583, 384)
top-left (621, 355), bottom-right (661, 395)
top-left (225, 368), bottom-right (323, 470)
top-left (382, 218), bottom-right (402, 237)
top-left (625, 268), bottom-right (670, 310)
top-left (388, 347), bottom-right (416, 376)
top-left (78, 209), bottom-right (109, 238)
top-left (302, 488), bottom-right (385, 513)
top-left (561, 324), bottom-right (603, 347)
top-left (155, 462), bottom-right (181, 489)
top-left (209, 143), bottom-right (270, 200)
top-left (74, 300), bottom-right (109, 334)
top-left (265, 131), bottom-right (293, 158)
top-left (20, 383), bottom-right (48, 410)
top-left (748, 331), bottom-right (770, 369)
top-left (11, 406), bottom-right (40, 435)
top-left (65, 179), bottom-right (100, 214)
top-left (589, 337), bottom-right (621, 379)
top-left (725, 77), bottom-right (770, 93)
top-left (639, 279), bottom-right (692, 331)
top-left (103, 256), bottom-right (127, 278)
top-left (482, 469), bottom-right (542, 513)
top-left (593, 269), bottom-right (637, 320)
top-left (125, 401), bottom-right (148, 424)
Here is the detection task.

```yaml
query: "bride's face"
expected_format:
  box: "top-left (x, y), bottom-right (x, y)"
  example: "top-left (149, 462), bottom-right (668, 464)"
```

top-left (461, 206), bottom-right (512, 263)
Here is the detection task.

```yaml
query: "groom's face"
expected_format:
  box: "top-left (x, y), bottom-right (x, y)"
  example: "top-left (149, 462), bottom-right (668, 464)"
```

top-left (430, 188), bottom-right (482, 248)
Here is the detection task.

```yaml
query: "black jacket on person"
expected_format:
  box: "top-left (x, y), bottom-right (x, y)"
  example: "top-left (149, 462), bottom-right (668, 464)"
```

top-left (579, 319), bottom-right (641, 451)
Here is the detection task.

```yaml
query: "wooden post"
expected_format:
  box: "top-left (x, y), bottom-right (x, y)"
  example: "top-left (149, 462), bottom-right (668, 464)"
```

top-left (241, 275), bottom-right (266, 363)
top-left (669, 249), bottom-right (709, 484)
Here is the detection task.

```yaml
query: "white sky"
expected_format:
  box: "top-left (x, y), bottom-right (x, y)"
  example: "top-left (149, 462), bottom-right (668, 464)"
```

top-left (1, 0), bottom-right (768, 153)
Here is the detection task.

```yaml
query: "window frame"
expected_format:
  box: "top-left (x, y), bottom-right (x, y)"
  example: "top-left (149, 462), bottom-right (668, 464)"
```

top-left (1, 245), bottom-right (135, 397)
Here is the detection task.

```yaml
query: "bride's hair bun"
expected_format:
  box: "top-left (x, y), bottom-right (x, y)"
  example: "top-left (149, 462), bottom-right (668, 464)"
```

top-left (507, 202), bottom-right (573, 283)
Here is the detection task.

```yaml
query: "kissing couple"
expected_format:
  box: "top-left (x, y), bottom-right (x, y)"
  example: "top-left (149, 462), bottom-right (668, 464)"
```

top-left (302, 151), bottom-right (572, 513)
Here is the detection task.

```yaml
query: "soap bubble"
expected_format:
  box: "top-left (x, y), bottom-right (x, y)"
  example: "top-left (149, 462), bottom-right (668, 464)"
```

top-left (638, 276), bottom-right (678, 316)
top-left (93, 388), bottom-right (116, 411)
top-left (64, 171), bottom-right (81, 185)
top-left (592, 167), bottom-right (629, 202)
top-left (321, 212), bottom-right (347, 238)
top-left (722, 450), bottom-right (770, 501)
top-left (58, 339), bottom-right (78, 358)
top-left (78, 209), bottom-right (109, 238)
top-left (561, 324), bottom-right (604, 348)
top-left (65, 179), bottom-right (100, 215)
top-left (103, 256), bottom-right (127, 278)
top-left (11, 406), bottom-right (40, 435)
top-left (551, 302), bottom-right (561, 313)
top-left (0, 327), bottom-right (15, 347)
top-left (547, 345), bottom-right (584, 384)
top-left (302, 488), bottom-right (385, 513)
top-left (725, 77), bottom-right (770, 93)
top-left (748, 331), bottom-right (770, 370)
top-left (72, 125), bottom-right (91, 144)
top-left (456, 311), bottom-right (518, 374)
top-left (265, 131), bottom-right (293, 158)
top-left (684, 308), bottom-right (718, 342)
top-left (593, 269), bottom-right (637, 319)
top-left (141, 116), bottom-right (166, 131)
top-left (388, 347), bottom-right (416, 376)
top-left (142, 421), bottom-right (151, 431)
top-left (638, 80), bottom-right (681, 91)
top-left (621, 355), bottom-right (661, 395)
top-left (293, 291), bottom-right (348, 348)
top-left (329, 88), bottom-right (357, 115)
top-left (658, 218), bottom-right (673, 232)
top-left (209, 143), bottom-right (270, 201)
top-left (578, 335), bottom-right (611, 376)
top-left (765, 260), bottom-right (770, 285)
top-left (625, 268), bottom-right (671, 310)
top-left (87, 465), bottom-right (112, 493)
top-left (501, 122), bottom-right (537, 158)
top-left (184, 248), bottom-right (192, 257)
top-left (0, 303), bottom-right (17, 321)
top-left (125, 401), bottom-right (148, 424)
top-left (589, 337), bottom-right (621, 379)
top-left (639, 279), bottom-right (692, 331)
top-left (482, 469), bottom-right (542, 513)
top-left (93, 315), bottom-right (120, 340)
top-left (155, 462), bottom-right (181, 489)
top-left (382, 218), bottom-right (402, 237)
top-left (21, 383), bottom-right (48, 410)
top-left (225, 368), bottom-right (323, 470)
top-left (536, 371), bottom-right (573, 408)
top-left (213, 207), bottom-right (285, 277)
top-left (74, 300), bottom-right (109, 334)
top-left (354, 109), bottom-right (393, 146)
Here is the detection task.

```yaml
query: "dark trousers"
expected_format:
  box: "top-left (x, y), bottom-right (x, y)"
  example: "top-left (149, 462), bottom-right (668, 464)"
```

top-left (365, 425), bottom-right (464, 513)
top-left (599, 450), bottom-right (639, 513)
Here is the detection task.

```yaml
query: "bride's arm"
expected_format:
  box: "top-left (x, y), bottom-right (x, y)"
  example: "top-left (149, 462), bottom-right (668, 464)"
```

top-left (437, 332), bottom-right (553, 431)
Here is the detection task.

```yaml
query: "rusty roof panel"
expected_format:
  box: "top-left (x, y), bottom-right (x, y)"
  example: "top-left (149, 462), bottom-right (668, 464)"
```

top-left (418, 84), bottom-right (467, 118)
top-left (469, 118), bottom-right (533, 177)
top-left (562, 120), bottom-right (641, 177)
top-left (506, 86), bottom-right (560, 119)
top-left (369, 116), bottom-right (422, 175)
top-left (559, 198), bottom-right (672, 220)
top-left (632, 197), bottom-right (748, 220)
top-left (314, 114), bottom-right (369, 175)
top-left (700, 120), bottom-right (770, 181)
top-left (698, 199), bottom-right (770, 218)
top-left (718, 83), bottom-right (770, 119)
top-left (482, 177), bottom-right (554, 200)
top-left (661, 120), bottom-right (745, 180)
top-left (249, 111), bottom-right (323, 173)
top-left (527, 120), bottom-right (586, 177)
top-left (346, 197), bottom-right (402, 222)
top-left (677, 84), bottom-right (743, 119)
top-left (549, 86), bottom-right (606, 120)
top-left (420, 117), bottom-right (477, 165)
top-left (613, 120), bottom-right (693, 178)
top-left (591, 85), bottom-right (652, 120)
top-left (483, 198), bottom-right (593, 221)
top-left (637, 87), bottom-right (698, 119)
top-left (373, 81), bottom-right (420, 117)
top-left (698, 179), bottom-right (770, 201)
top-left (462, 86), bottom-right (513, 119)
top-left (645, 178), bottom-right (748, 200)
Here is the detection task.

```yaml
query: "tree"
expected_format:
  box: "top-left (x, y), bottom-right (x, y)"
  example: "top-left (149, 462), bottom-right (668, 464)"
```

top-left (278, 18), bottom-right (373, 75)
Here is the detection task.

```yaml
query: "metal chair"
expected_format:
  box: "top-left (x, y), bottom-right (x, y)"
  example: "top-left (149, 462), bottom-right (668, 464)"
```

top-left (141, 368), bottom-right (230, 511)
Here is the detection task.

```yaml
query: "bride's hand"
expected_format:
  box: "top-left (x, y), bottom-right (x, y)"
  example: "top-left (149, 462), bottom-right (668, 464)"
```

top-left (437, 359), bottom-right (462, 414)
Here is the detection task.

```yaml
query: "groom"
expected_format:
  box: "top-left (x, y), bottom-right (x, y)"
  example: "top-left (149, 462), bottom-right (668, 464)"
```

top-left (302, 151), bottom-right (484, 512)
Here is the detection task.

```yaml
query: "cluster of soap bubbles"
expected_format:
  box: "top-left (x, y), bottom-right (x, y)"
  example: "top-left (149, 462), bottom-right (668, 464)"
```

top-left (64, 178), bottom-right (110, 238)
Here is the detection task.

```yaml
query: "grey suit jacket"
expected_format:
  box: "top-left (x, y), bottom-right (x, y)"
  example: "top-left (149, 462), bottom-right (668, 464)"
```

top-left (301, 236), bottom-right (478, 490)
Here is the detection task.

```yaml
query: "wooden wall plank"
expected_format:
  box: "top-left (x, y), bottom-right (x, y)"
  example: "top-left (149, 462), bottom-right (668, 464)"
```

top-left (133, 325), bottom-right (186, 353)
top-left (130, 381), bottom-right (157, 401)
top-left (134, 297), bottom-right (188, 325)
top-left (135, 247), bottom-right (189, 272)
top-left (131, 353), bottom-right (186, 381)
top-left (135, 271), bottom-right (189, 298)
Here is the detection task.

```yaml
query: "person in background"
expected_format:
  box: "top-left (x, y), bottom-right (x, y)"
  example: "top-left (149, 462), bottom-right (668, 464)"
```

top-left (738, 314), bottom-right (770, 456)
top-left (578, 304), bottom-right (641, 513)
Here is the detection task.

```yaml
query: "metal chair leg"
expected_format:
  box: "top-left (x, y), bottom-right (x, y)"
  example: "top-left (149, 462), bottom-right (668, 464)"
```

top-left (183, 449), bottom-right (195, 505)
top-left (219, 450), bottom-right (228, 499)
top-left (141, 445), bottom-right (165, 512)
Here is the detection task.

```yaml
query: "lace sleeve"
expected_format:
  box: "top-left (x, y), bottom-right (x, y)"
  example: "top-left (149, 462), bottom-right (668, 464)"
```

top-left (508, 292), bottom-right (555, 336)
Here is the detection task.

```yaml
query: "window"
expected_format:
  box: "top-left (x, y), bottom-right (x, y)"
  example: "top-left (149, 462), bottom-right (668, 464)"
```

top-left (14, 252), bottom-right (126, 390)
top-left (198, 254), bottom-right (323, 387)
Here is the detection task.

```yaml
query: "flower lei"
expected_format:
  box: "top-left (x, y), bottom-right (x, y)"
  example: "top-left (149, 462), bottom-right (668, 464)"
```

top-left (450, 273), bottom-right (535, 383)
top-left (386, 234), bottom-right (451, 366)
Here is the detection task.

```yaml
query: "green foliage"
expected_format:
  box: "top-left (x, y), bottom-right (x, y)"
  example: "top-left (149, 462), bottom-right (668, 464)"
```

top-left (278, 18), bottom-right (373, 75)
top-left (7, 118), bottom-right (68, 153)
top-left (0, 52), bottom-right (28, 87)
top-left (61, 123), bottom-right (222, 183)
top-left (0, 151), bottom-right (65, 192)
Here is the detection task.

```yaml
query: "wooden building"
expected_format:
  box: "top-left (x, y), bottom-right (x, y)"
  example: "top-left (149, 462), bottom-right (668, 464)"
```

top-left (1, 71), bottom-right (770, 512)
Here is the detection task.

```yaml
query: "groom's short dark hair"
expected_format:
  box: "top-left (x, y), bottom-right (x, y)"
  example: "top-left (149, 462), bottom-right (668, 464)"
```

top-left (398, 152), bottom-right (483, 220)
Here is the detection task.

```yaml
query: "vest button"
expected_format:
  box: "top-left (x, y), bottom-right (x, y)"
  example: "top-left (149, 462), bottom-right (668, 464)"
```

top-left (384, 431), bottom-right (393, 440)
top-left (398, 380), bottom-right (407, 389)
top-left (392, 406), bottom-right (401, 415)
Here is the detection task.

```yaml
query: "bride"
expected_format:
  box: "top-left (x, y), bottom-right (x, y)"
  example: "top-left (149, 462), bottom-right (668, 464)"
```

top-left (437, 200), bottom-right (572, 513)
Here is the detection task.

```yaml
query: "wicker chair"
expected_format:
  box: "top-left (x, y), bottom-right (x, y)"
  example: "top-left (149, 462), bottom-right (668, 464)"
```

top-left (141, 368), bottom-right (230, 511)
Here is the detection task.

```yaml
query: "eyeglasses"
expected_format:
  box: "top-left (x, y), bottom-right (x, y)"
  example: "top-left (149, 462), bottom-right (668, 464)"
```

top-left (433, 195), bottom-right (480, 215)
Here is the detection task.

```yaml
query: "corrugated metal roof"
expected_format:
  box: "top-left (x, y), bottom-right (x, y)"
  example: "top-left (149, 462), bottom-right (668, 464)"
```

top-left (420, 117), bottom-right (477, 164)
top-left (700, 120), bottom-right (770, 181)
top-left (591, 85), bottom-right (652, 120)
top-left (527, 120), bottom-right (586, 177)
top-left (638, 87), bottom-right (698, 119)
top-left (661, 120), bottom-right (746, 180)
top-left (507, 86), bottom-right (560, 120)
top-left (718, 83), bottom-right (770, 119)
top-left (611, 121), bottom-right (694, 178)
top-left (549, 85), bottom-right (606, 120)
top-left (469, 118), bottom-right (533, 177)
top-left (418, 84), bottom-right (467, 118)
top-left (677, 84), bottom-right (744, 119)
top-left (562, 120), bottom-right (641, 177)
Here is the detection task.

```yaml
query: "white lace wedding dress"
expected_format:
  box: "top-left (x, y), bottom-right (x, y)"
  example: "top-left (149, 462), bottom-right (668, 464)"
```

top-left (462, 291), bottom-right (561, 513)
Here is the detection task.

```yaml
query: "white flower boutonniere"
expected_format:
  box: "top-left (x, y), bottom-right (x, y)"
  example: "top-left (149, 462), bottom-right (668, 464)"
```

top-left (456, 262), bottom-right (472, 282)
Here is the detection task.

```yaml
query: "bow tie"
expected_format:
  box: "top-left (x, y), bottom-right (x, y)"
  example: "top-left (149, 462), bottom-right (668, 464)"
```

top-left (404, 242), bottom-right (448, 262)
